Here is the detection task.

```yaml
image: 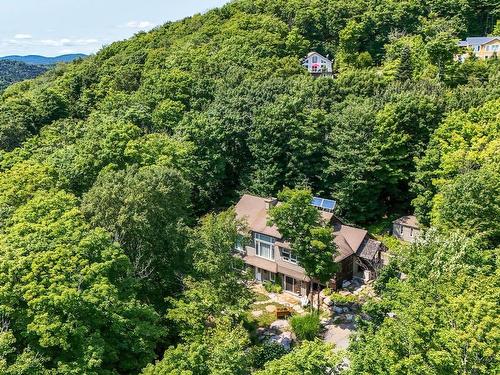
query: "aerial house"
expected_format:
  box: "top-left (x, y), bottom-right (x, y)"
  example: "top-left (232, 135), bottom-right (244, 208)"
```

top-left (234, 194), bottom-right (385, 298)
top-left (302, 52), bottom-right (333, 76)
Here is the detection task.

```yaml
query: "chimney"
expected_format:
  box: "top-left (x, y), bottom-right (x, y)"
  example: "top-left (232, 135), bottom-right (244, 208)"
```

top-left (264, 197), bottom-right (278, 210)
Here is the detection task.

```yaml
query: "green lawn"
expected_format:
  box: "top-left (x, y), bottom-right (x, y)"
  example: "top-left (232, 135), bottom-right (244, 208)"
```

top-left (253, 291), bottom-right (270, 303)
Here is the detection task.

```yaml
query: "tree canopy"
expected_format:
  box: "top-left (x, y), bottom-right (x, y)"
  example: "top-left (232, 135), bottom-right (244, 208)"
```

top-left (0, 0), bottom-right (498, 373)
top-left (350, 231), bottom-right (498, 375)
top-left (0, 60), bottom-right (48, 92)
top-left (269, 187), bottom-right (338, 286)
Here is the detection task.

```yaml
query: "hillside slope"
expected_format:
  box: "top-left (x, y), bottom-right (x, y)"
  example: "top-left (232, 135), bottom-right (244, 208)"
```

top-left (0, 0), bottom-right (498, 374)
top-left (0, 60), bottom-right (48, 91)
top-left (1, 0), bottom-right (498, 220)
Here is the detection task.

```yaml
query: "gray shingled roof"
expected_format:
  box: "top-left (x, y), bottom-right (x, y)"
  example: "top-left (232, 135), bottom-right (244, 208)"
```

top-left (305, 51), bottom-right (331, 62)
top-left (393, 215), bottom-right (419, 229)
top-left (459, 37), bottom-right (500, 46)
top-left (356, 238), bottom-right (381, 261)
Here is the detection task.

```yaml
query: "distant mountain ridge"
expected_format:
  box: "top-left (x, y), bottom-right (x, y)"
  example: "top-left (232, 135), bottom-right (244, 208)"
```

top-left (0, 54), bottom-right (87, 65)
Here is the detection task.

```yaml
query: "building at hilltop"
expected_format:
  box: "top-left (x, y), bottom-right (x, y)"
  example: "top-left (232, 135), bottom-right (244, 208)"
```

top-left (302, 52), bottom-right (333, 75)
top-left (234, 194), bottom-right (385, 297)
top-left (455, 36), bottom-right (500, 62)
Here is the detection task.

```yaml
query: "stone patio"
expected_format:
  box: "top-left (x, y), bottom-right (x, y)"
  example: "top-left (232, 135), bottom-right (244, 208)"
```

top-left (323, 323), bottom-right (355, 351)
top-left (252, 281), bottom-right (377, 352)
top-left (252, 284), bottom-right (305, 314)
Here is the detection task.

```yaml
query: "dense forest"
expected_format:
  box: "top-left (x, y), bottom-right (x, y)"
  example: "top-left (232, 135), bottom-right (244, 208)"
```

top-left (0, 60), bottom-right (48, 91)
top-left (0, 0), bottom-right (498, 374)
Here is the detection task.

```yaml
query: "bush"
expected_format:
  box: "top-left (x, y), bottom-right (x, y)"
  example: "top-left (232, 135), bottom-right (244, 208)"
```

top-left (374, 261), bottom-right (400, 293)
top-left (322, 287), bottom-right (332, 296)
top-left (323, 288), bottom-right (357, 304)
top-left (328, 292), bottom-right (357, 305)
top-left (250, 342), bottom-right (289, 369)
top-left (290, 313), bottom-right (320, 341)
top-left (263, 280), bottom-right (282, 294)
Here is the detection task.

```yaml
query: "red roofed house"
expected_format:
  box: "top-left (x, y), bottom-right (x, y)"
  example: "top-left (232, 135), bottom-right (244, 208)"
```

top-left (234, 194), bottom-right (384, 297)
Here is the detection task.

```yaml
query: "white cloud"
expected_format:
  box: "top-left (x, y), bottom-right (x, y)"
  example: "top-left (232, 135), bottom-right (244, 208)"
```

top-left (0, 36), bottom-right (100, 56)
top-left (40, 38), bottom-right (70, 47)
top-left (14, 34), bottom-right (33, 40)
top-left (40, 38), bottom-right (98, 47)
top-left (125, 20), bottom-right (156, 29)
top-left (1, 33), bottom-right (103, 56)
top-left (59, 48), bottom-right (76, 54)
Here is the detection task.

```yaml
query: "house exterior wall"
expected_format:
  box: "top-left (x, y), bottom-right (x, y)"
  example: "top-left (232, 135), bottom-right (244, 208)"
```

top-left (455, 39), bottom-right (500, 61)
top-left (477, 39), bottom-right (500, 59)
top-left (243, 245), bottom-right (278, 273)
top-left (393, 223), bottom-right (420, 242)
top-left (240, 233), bottom-right (353, 296)
top-left (242, 240), bottom-right (309, 291)
top-left (335, 255), bottom-right (354, 288)
top-left (303, 53), bottom-right (333, 73)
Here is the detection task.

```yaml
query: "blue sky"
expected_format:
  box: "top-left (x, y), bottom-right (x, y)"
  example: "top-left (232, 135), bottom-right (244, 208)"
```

top-left (0, 0), bottom-right (230, 56)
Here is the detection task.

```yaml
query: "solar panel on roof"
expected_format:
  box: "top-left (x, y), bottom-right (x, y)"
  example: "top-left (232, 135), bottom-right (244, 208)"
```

top-left (312, 197), bottom-right (323, 207)
top-left (311, 197), bottom-right (337, 212)
top-left (322, 200), bottom-right (335, 210)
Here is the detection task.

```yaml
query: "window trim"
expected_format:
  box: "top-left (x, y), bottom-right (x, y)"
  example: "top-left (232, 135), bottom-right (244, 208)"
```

top-left (256, 267), bottom-right (276, 282)
top-left (281, 247), bottom-right (298, 264)
top-left (255, 233), bottom-right (275, 260)
top-left (283, 275), bottom-right (301, 295)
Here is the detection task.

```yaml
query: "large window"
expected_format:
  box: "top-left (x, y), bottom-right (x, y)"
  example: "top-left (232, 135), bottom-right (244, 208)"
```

top-left (284, 275), bottom-right (301, 294)
top-left (255, 267), bottom-right (275, 282)
top-left (281, 248), bottom-right (298, 264)
top-left (255, 233), bottom-right (275, 260)
top-left (312, 56), bottom-right (318, 63)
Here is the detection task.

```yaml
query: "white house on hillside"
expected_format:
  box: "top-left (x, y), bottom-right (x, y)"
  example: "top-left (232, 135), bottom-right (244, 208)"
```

top-left (302, 52), bottom-right (333, 74)
top-left (456, 36), bottom-right (500, 62)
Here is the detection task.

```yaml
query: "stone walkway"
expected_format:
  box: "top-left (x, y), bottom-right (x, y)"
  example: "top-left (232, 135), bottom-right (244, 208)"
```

top-left (252, 283), bottom-right (367, 352)
top-left (323, 322), bottom-right (355, 351)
